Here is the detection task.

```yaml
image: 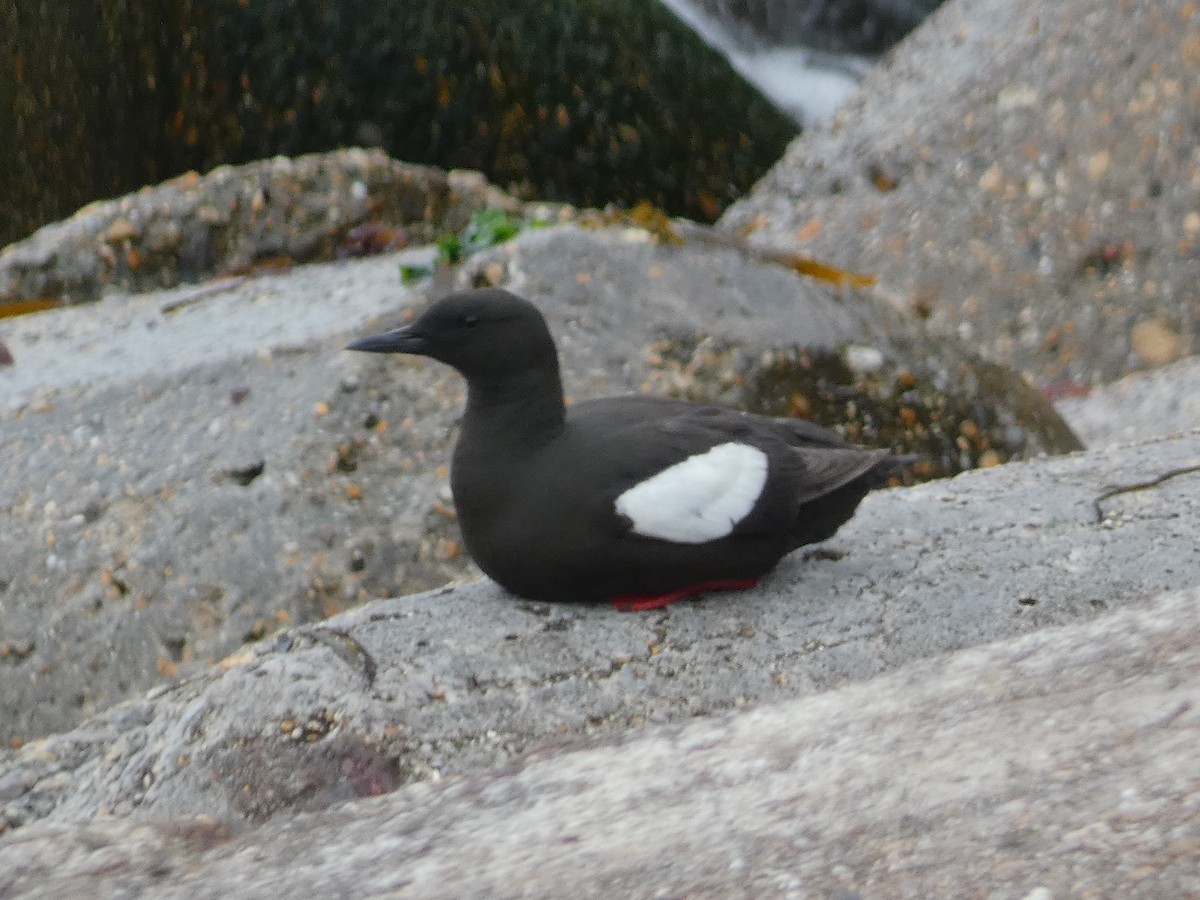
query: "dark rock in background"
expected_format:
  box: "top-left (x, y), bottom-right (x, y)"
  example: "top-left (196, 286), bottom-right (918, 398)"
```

top-left (0, 0), bottom-right (797, 249)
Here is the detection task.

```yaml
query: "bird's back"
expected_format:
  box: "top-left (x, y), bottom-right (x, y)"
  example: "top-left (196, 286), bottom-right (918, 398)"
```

top-left (454, 394), bottom-right (898, 563)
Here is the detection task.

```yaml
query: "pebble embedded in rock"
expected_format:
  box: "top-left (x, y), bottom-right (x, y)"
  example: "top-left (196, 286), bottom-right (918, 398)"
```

top-left (1130, 318), bottom-right (1184, 367)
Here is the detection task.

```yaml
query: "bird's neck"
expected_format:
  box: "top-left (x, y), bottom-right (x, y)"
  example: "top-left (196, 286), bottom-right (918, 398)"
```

top-left (459, 366), bottom-right (567, 451)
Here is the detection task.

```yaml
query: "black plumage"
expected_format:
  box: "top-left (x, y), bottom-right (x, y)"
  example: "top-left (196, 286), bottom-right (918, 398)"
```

top-left (348, 288), bottom-right (905, 607)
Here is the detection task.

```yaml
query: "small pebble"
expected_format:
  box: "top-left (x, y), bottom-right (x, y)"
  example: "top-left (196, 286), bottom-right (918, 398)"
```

top-left (1130, 319), bottom-right (1183, 367)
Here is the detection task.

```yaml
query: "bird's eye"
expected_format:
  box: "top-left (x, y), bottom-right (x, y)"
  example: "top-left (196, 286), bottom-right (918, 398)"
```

top-left (460, 314), bottom-right (479, 329)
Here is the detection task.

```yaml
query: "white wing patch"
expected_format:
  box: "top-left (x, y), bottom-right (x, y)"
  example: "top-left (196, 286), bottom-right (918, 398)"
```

top-left (614, 442), bottom-right (769, 543)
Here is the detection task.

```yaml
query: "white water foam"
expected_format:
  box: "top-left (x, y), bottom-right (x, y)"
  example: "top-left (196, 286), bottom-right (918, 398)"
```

top-left (657, 0), bottom-right (872, 126)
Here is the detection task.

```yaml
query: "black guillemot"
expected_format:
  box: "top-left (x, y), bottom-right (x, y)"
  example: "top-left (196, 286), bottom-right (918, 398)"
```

top-left (348, 288), bottom-right (907, 610)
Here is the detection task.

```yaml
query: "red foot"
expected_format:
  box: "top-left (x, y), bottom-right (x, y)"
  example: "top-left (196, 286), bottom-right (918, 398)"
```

top-left (609, 577), bottom-right (760, 612)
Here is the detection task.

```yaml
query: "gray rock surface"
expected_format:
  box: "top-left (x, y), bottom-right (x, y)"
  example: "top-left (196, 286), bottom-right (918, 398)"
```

top-left (1057, 354), bottom-right (1200, 448)
top-left (1, 584), bottom-right (1198, 897)
top-left (721, 0), bottom-right (1200, 388)
top-left (0, 223), bottom-right (1076, 743)
top-left (2, 427), bottom-right (1198, 837)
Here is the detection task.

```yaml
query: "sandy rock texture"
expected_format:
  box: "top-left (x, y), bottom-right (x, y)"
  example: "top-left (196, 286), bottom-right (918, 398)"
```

top-left (1, 583), bottom-right (1198, 897)
top-left (722, 0), bottom-right (1200, 388)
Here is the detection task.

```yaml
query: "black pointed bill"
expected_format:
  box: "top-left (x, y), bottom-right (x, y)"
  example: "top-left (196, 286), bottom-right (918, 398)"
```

top-left (345, 325), bottom-right (426, 355)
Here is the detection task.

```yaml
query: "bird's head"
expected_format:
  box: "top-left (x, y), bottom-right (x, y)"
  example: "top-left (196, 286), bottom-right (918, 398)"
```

top-left (347, 288), bottom-right (558, 382)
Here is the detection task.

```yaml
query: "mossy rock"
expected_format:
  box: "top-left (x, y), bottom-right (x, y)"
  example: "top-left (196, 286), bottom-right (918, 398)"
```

top-left (0, 0), bottom-right (796, 247)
